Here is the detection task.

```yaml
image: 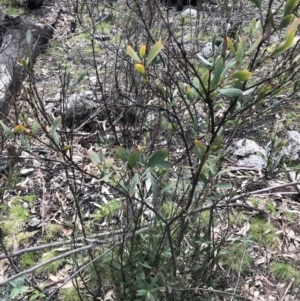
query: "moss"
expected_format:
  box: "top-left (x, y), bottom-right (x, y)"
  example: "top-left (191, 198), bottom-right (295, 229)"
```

top-left (42, 223), bottom-right (62, 242)
top-left (20, 252), bottom-right (39, 269)
top-left (37, 250), bottom-right (64, 275)
top-left (229, 213), bottom-right (248, 227)
top-left (23, 194), bottom-right (37, 202)
top-left (271, 262), bottom-right (300, 284)
top-left (283, 211), bottom-right (297, 223)
top-left (5, 231), bottom-right (37, 251)
top-left (0, 219), bottom-right (21, 235)
top-left (93, 200), bottom-right (120, 221)
top-left (249, 217), bottom-right (280, 248)
top-left (58, 288), bottom-right (90, 301)
top-left (220, 242), bottom-right (252, 274)
top-left (9, 204), bottom-right (29, 222)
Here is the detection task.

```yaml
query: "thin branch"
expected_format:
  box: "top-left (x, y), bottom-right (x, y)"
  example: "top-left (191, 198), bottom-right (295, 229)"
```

top-left (0, 227), bottom-right (149, 260)
top-left (0, 244), bottom-right (97, 286)
top-left (229, 181), bottom-right (300, 203)
top-left (45, 245), bottom-right (116, 301)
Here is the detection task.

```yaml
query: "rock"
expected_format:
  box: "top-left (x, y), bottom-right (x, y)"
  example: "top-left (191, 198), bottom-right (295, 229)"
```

top-left (282, 131), bottom-right (300, 161)
top-left (180, 8), bottom-right (197, 17)
top-left (27, 217), bottom-right (42, 228)
top-left (200, 42), bottom-right (213, 58)
top-left (229, 139), bottom-right (267, 170)
top-left (59, 93), bottom-right (95, 126)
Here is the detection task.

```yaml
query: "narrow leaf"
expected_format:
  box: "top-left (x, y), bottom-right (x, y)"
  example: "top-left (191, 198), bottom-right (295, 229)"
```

top-left (0, 121), bottom-right (14, 138)
top-left (146, 40), bottom-right (163, 67)
top-left (249, 0), bottom-right (261, 10)
top-left (129, 173), bottom-right (138, 197)
top-left (26, 30), bottom-right (32, 44)
top-left (52, 116), bottom-right (61, 131)
top-left (128, 149), bottom-right (141, 169)
top-left (115, 146), bottom-right (130, 162)
top-left (232, 70), bottom-right (252, 81)
top-left (219, 88), bottom-right (243, 98)
top-left (226, 37), bottom-right (236, 56)
top-left (126, 45), bottom-right (141, 63)
top-left (135, 63), bottom-right (146, 76)
top-left (216, 182), bottom-right (232, 190)
top-left (32, 120), bottom-right (40, 135)
top-left (212, 56), bottom-right (224, 88)
top-left (148, 148), bottom-right (169, 168)
top-left (70, 72), bottom-right (85, 87)
top-left (66, 72), bottom-right (71, 88)
top-left (139, 44), bottom-right (146, 58)
top-left (51, 116), bottom-right (61, 147)
top-left (271, 28), bottom-right (295, 56)
top-left (195, 139), bottom-right (206, 160)
top-left (14, 124), bottom-right (29, 134)
top-left (284, 0), bottom-right (298, 16)
top-left (237, 37), bottom-right (246, 61)
top-left (279, 14), bottom-right (294, 30)
top-left (196, 53), bottom-right (213, 66)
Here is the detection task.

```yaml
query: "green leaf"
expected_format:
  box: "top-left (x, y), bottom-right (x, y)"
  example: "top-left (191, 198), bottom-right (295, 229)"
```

top-left (139, 44), bottom-right (146, 58)
top-left (157, 161), bottom-right (171, 168)
top-left (232, 70), bottom-right (252, 81)
top-left (137, 289), bottom-right (148, 296)
top-left (219, 88), bottom-right (243, 98)
top-left (66, 72), bottom-right (71, 88)
top-left (88, 150), bottom-right (101, 164)
top-left (148, 148), bottom-right (169, 168)
top-left (249, 0), bottom-right (261, 10)
top-left (156, 82), bottom-right (165, 97)
top-left (195, 139), bottom-right (206, 160)
top-left (226, 37), bottom-right (236, 56)
top-left (0, 120), bottom-right (14, 138)
top-left (284, 0), bottom-right (298, 16)
top-left (211, 56), bottom-right (224, 88)
top-left (271, 28), bottom-right (295, 56)
top-left (279, 14), bottom-right (295, 30)
top-left (126, 45), bottom-right (141, 63)
top-left (115, 146), bottom-right (130, 162)
top-left (135, 63), bottom-right (146, 76)
top-left (293, 80), bottom-right (300, 92)
top-left (128, 149), bottom-right (140, 169)
top-left (129, 173), bottom-right (138, 197)
top-left (69, 72), bottom-right (85, 87)
top-left (216, 182), bottom-right (232, 190)
top-left (26, 30), bottom-right (32, 44)
top-left (51, 116), bottom-right (61, 147)
top-left (32, 120), bottom-right (40, 135)
top-left (236, 38), bottom-right (246, 61)
top-left (148, 173), bottom-right (158, 199)
top-left (196, 53), bottom-right (213, 66)
top-left (146, 40), bottom-right (163, 67)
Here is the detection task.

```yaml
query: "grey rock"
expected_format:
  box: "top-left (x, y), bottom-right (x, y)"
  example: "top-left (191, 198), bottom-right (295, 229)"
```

top-left (27, 217), bottom-right (42, 228)
top-left (282, 131), bottom-right (300, 160)
top-left (180, 8), bottom-right (198, 17)
top-left (201, 42), bottom-right (213, 58)
top-left (229, 139), bottom-right (267, 170)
